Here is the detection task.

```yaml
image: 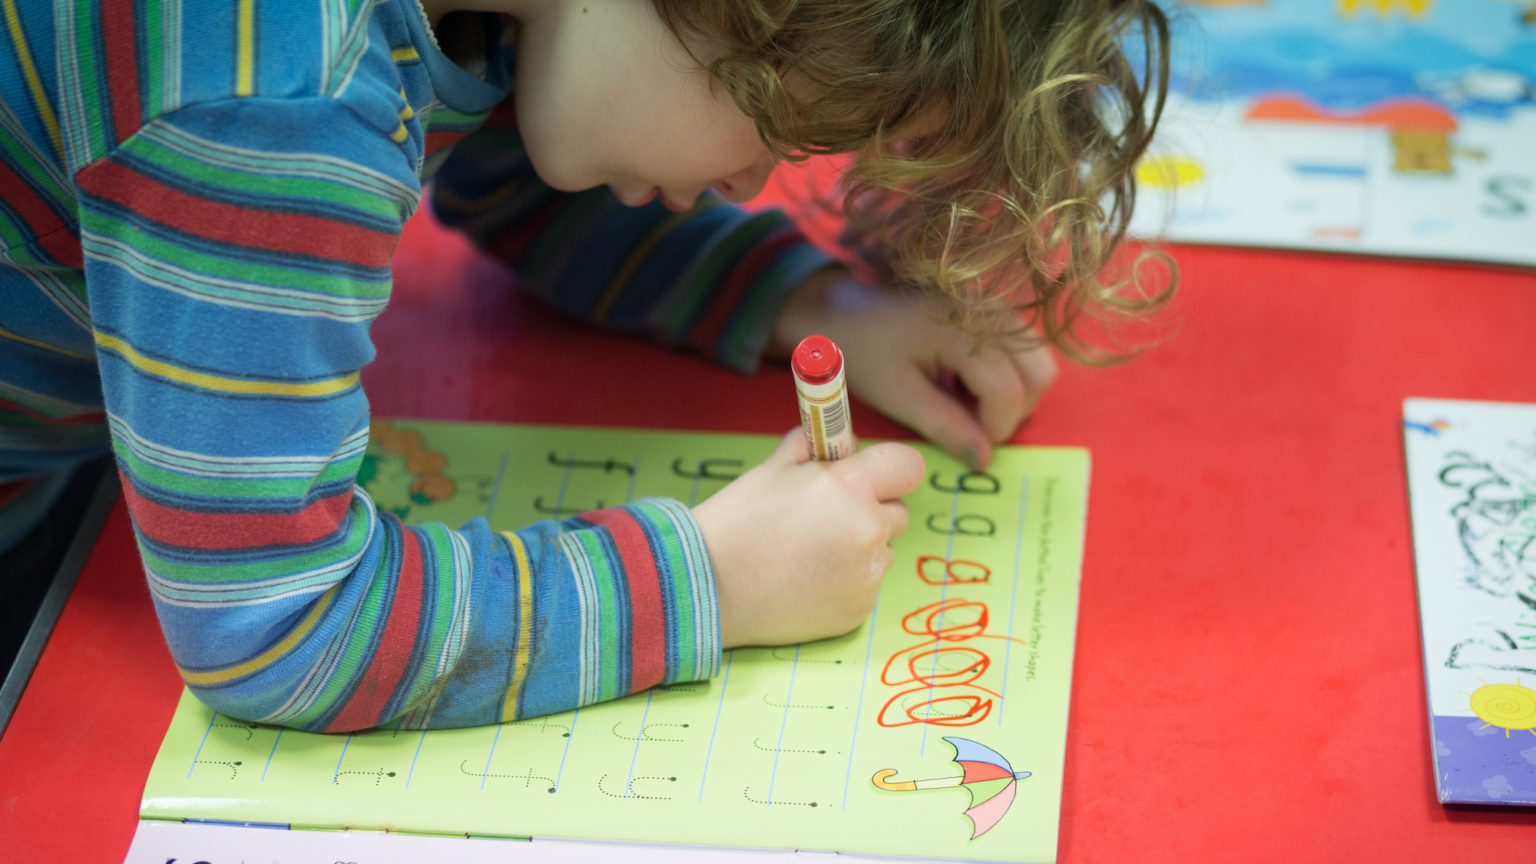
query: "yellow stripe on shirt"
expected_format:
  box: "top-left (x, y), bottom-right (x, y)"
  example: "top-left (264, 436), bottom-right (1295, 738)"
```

top-left (594, 210), bottom-right (695, 322)
top-left (236, 0), bottom-right (255, 96)
top-left (179, 587), bottom-right (338, 685)
top-left (1, 0), bottom-right (65, 160)
top-left (0, 324), bottom-right (91, 360)
top-left (390, 90), bottom-right (413, 141)
top-left (94, 331), bottom-right (360, 398)
top-left (429, 179), bottom-right (521, 216)
top-left (498, 531), bottom-right (535, 722)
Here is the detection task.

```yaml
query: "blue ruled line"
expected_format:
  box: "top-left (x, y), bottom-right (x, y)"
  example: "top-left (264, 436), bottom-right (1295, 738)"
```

top-left (485, 450), bottom-right (509, 520)
top-left (405, 730), bottom-right (426, 787)
top-left (331, 734), bottom-right (352, 784)
top-left (261, 729), bottom-right (283, 781)
top-left (697, 650), bottom-right (734, 800)
top-left (840, 596), bottom-right (881, 809)
top-left (552, 707), bottom-right (580, 792)
top-left (186, 711), bottom-right (217, 778)
top-left (766, 645), bottom-right (801, 803)
top-left (480, 725), bottom-right (500, 790)
top-left (999, 476), bottom-right (1029, 725)
top-left (623, 690), bottom-right (656, 796)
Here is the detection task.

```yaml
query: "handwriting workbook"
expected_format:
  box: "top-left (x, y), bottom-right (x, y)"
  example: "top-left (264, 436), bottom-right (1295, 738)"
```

top-left (139, 420), bottom-right (1089, 863)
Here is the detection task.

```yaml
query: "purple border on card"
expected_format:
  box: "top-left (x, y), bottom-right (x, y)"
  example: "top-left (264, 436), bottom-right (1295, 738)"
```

top-left (1431, 714), bottom-right (1536, 806)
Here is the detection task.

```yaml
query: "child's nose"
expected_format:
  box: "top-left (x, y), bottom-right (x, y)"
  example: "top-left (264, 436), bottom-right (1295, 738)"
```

top-left (713, 163), bottom-right (772, 203)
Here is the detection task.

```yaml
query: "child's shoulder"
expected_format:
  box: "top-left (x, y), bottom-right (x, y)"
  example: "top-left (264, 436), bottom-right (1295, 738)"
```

top-left (124, 0), bottom-right (422, 120)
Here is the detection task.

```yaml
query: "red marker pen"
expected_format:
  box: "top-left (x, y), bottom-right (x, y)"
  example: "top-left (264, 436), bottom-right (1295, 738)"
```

top-left (791, 335), bottom-right (856, 461)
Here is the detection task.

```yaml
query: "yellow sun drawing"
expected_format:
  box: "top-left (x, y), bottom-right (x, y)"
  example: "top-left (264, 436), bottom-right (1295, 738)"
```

top-left (1134, 155), bottom-right (1204, 189)
top-left (1467, 679), bottom-right (1536, 737)
top-left (1338, 0), bottom-right (1432, 19)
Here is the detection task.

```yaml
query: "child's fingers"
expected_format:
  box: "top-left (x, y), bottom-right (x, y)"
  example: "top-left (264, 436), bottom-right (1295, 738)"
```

top-left (951, 354), bottom-right (1027, 444)
top-left (954, 344), bottom-right (1058, 444)
top-left (871, 502), bottom-right (906, 579)
top-left (770, 427), bottom-right (812, 465)
top-left (881, 499), bottom-right (910, 541)
top-left (849, 440), bottom-right (926, 501)
top-left (874, 367), bottom-right (992, 471)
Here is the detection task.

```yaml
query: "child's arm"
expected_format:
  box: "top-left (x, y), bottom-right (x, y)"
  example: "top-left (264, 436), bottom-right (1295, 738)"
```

top-left (430, 102), bottom-right (832, 377)
top-left (76, 99), bottom-right (732, 732)
top-left (77, 91), bottom-right (930, 734)
top-left (431, 105), bottom-right (1053, 468)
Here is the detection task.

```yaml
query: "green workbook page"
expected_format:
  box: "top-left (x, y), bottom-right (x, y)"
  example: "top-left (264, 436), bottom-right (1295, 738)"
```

top-left (141, 420), bottom-right (1089, 863)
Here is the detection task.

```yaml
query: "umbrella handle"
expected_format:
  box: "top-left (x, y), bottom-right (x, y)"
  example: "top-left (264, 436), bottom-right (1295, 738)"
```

top-left (871, 769), bottom-right (964, 791)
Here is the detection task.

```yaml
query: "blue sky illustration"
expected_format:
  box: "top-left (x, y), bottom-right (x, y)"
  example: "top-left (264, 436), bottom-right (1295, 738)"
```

top-left (1124, 0), bottom-right (1536, 118)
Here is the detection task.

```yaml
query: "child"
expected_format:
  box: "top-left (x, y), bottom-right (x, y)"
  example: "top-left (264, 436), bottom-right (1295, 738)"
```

top-left (0, 0), bottom-right (1171, 730)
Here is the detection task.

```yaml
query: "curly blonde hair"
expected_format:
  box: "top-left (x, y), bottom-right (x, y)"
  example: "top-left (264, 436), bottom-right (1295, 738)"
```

top-left (654, 0), bottom-right (1176, 364)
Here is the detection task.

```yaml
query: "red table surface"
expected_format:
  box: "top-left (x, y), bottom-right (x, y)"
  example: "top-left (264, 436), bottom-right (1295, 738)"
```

top-left (3, 201), bottom-right (1534, 862)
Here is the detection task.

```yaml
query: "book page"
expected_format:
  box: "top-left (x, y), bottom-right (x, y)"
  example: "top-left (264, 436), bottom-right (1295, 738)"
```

top-left (1405, 399), bottom-right (1536, 804)
top-left (140, 421), bottom-right (1089, 863)
top-left (1126, 1), bottom-right (1536, 267)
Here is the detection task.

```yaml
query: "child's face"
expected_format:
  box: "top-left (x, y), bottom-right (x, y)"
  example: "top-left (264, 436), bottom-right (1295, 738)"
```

top-left (511, 0), bottom-right (776, 211)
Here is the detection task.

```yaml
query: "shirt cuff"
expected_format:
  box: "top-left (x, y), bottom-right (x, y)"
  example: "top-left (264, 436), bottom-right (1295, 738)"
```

top-left (517, 496), bottom-right (721, 718)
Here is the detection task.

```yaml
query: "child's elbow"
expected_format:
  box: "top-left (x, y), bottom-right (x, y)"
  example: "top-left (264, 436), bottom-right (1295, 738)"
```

top-left (157, 595), bottom-right (349, 732)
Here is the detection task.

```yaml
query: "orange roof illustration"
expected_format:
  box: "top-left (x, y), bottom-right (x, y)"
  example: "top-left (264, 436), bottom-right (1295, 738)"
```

top-left (1245, 94), bottom-right (1457, 130)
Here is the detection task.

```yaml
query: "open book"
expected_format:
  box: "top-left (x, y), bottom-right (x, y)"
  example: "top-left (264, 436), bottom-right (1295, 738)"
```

top-left (130, 420), bottom-right (1090, 863)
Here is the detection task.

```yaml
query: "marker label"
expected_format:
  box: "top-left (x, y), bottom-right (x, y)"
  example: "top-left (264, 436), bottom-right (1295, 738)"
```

top-left (792, 335), bottom-right (856, 461)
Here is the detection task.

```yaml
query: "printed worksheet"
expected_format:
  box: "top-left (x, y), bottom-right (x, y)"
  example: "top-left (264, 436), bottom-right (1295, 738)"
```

top-left (1404, 399), bottom-right (1536, 805)
top-left (138, 420), bottom-right (1090, 863)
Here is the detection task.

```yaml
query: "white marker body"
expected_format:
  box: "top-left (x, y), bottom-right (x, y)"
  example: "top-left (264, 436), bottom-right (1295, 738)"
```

top-left (794, 370), bottom-right (856, 461)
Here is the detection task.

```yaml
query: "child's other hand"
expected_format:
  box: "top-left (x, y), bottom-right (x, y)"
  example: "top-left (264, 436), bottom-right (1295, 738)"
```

top-left (695, 429), bottom-right (925, 648)
top-left (772, 268), bottom-right (1056, 470)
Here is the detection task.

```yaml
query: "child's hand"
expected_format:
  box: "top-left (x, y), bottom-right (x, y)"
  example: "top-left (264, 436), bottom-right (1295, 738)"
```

top-left (772, 268), bottom-right (1057, 470)
top-left (695, 429), bottom-right (925, 648)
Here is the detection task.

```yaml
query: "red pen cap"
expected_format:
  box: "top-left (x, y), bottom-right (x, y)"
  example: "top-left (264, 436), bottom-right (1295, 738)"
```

top-left (792, 335), bottom-right (843, 385)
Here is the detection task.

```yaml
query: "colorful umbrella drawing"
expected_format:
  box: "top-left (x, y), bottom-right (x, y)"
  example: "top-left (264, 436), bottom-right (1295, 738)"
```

top-left (871, 736), bottom-right (1031, 840)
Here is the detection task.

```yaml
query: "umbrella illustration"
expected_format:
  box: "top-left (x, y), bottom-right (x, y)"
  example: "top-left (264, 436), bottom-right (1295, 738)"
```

top-left (871, 736), bottom-right (1031, 840)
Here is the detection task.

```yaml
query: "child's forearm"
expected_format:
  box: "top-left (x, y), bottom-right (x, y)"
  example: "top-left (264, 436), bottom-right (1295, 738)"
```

top-left (81, 104), bottom-right (719, 732)
top-left (430, 108), bottom-right (832, 375)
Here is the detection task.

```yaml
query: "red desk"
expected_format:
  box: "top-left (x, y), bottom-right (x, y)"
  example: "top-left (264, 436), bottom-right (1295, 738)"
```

top-left (3, 205), bottom-right (1534, 862)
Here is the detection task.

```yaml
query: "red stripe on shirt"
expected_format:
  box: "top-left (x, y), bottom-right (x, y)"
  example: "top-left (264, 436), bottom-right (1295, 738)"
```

top-left (0, 397), bottom-right (103, 425)
top-left (100, 1), bottom-right (143, 143)
top-left (36, 228), bottom-right (83, 270)
top-left (75, 160), bottom-right (399, 269)
top-left (424, 129), bottom-right (473, 160)
top-left (487, 192), bottom-right (563, 264)
top-left (483, 100), bottom-right (517, 129)
top-left (582, 508), bottom-right (667, 693)
top-left (688, 226), bottom-right (803, 355)
top-left (0, 479), bottom-right (35, 511)
top-left (119, 471), bottom-right (354, 550)
top-left (0, 160), bottom-right (74, 265)
top-left (325, 526), bottom-right (425, 731)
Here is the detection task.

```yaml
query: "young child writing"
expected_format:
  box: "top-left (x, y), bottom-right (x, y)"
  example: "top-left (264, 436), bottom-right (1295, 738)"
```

top-left (0, 0), bottom-right (1170, 730)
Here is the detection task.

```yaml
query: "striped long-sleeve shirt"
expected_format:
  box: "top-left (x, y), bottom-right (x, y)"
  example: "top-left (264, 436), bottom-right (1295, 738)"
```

top-left (0, 1), bottom-right (831, 730)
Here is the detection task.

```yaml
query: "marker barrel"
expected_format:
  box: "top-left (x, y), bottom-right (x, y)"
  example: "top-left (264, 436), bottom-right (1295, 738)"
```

top-left (792, 335), bottom-right (856, 461)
